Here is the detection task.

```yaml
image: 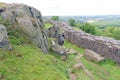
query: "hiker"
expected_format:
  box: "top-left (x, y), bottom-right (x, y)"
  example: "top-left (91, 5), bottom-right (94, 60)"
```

top-left (0, 8), bottom-right (6, 13)
top-left (62, 32), bottom-right (65, 39)
top-left (58, 33), bottom-right (65, 46)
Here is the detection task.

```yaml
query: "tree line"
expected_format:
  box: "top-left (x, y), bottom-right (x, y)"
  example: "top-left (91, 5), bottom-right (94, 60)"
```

top-left (68, 18), bottom-right (120, 40)
top-left (51, 16), bottom-right (120, 40)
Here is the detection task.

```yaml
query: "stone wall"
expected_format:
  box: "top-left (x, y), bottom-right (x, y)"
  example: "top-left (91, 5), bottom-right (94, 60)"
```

top-left (50, 21), bottom-right (120, 64)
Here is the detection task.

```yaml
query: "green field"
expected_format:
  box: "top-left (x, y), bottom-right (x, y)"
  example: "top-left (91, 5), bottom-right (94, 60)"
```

top-left (91, 19), bottom-right (120, 28)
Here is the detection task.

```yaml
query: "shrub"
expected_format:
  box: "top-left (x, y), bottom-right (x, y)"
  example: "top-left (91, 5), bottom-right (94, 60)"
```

top-left (103, 27), bottom-right (120, 40)
top-left (68, 19), bottom-right (75, 26)
top-left (80, 23), bottom-right (96, 35)
top-left (51, 16), bottom-right (59, 21)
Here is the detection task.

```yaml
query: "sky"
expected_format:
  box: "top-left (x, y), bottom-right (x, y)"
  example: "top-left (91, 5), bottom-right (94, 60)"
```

top-left (0, 0), bottom-right (120, 16)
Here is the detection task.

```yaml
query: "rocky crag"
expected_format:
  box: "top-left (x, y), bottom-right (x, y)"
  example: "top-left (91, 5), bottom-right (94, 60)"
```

top-left (0, 24), bottom-right (10, 49)
top-left (0, 3), bottom-right (48, 53)
top-left (49, 20), bottom-right (120, 65)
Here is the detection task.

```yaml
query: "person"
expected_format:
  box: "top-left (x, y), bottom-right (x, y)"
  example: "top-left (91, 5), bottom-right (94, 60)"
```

top-left (0, 8), bottom-right (6, 13)
top-left (62, 32), bottom-right (65, 39)
top-left (61, 32), bottom-right (65, 44)
top-left (58, 33), bottom-right (65, 46)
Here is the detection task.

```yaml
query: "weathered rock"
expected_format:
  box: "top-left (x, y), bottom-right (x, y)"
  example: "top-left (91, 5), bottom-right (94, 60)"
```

top-left (84, 49), bottom-right (105, 62)
top-left (48, 26), bottom-right (61, 44)
top-left (48, 26), bottom-right (60, 38)
top-left (1, 3), bottom-right (48, 53)
top-left (67, 48), bottom-right (77, 55)
top-left (0, 24), bottom-right (10, 49)
top-left (51, 44), bottom-right (67, 55)
top-left (73, 62), bottom-right (85, 70)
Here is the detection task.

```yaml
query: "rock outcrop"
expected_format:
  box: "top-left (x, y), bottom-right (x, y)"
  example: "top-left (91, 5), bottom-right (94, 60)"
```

top-left (48, 25), bottom-right (61, 44)
top-left (51, 41), bottom-right (67, 55)
top-left (0, 24), bottom-right (10, 49)
top-left (0, 3), bottom-right (48, 53)
top-left (84, 49), bottom-right (105, 62)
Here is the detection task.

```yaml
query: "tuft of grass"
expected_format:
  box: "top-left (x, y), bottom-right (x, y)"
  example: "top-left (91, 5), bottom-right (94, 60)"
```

top-left (64, 40), bottom-right (85, 54)
top-left (44, 23), bottom-right (53, 29)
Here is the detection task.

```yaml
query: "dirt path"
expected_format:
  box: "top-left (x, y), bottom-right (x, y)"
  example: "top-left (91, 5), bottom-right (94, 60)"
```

top-left (69, 73), bottom-right (76, 80)
top-left (69, 50), bottom-right (95, 80)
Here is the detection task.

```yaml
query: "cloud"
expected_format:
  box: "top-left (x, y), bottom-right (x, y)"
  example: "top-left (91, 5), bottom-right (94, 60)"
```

top-left (0, 0), bottom-right (120, 16)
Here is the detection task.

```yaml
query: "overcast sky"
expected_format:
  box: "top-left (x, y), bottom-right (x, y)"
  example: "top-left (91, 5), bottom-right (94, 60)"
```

top-left (0, 0), bottom-right (120, 16)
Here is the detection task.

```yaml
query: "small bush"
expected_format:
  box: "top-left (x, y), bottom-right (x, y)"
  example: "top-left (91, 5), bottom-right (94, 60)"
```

top-left (98, 59), bottom-right (116, 66)
top-left (51, 16), bottom-right (59, 21)
top-left (80, 23), bottom-right (96, 35)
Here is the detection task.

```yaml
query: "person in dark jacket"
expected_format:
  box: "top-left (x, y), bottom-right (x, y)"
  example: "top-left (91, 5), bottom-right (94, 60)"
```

top-left (0, 8), bottom-right (6, 13)
top-left (58, 33), bottom-right (65, 46)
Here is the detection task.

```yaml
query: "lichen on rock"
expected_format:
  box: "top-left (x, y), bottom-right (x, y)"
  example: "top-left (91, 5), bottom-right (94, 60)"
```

top-left (0, 3), bottom-right (48, 53)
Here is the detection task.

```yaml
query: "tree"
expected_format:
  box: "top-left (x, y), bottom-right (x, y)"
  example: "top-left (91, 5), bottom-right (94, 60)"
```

top-left (80, 23), bottom-right (96, 35)
top-left (103, 27), bottom-right (114, 37)
top-left (51, 16), bottom-right (59, 21)
top-left (68, 19), bottom-right (75, 26)
top-left (103, 27), bottom-right (120, 40)
top-left (112, 28), bottom-right (120, 40)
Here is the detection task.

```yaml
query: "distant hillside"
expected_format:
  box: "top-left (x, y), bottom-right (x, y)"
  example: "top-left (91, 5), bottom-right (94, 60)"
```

top-left (44, 15), bottom-right (120, 28)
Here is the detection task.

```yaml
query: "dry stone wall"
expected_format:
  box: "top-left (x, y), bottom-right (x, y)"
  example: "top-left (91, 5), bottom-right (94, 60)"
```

top-left (49, 21), bottom-right (120, 64)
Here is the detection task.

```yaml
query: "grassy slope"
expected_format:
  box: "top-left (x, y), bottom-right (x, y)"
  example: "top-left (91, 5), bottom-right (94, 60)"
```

top-left (0, 44), bottom-right (70, 80)
top-left (0, 23), bottom-right (120, 80)
top-left (0, 23), bottom-right (70, 80)
top-left (0, 39), bottom-right (120, 80)
top-left (64, 41), bottom-right (120, 80)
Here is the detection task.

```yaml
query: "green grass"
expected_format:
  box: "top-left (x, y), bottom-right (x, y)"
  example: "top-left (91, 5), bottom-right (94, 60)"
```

top-left (64, 40), bottom-right (84, 54)
top-left (0, 40), bottom-right (120, 80)
top-left (0, 32), bottom-right (77, 80)
top-left (44, 23), bottom-right (53, 29)
top-left (80, 57), bottom-right (120, 80)
top-left (64, 40), bottom-right (120, 80)
top-left (0, 26), bottom-right (70, 80)
top-left (0, 45), bottom-right (69, 80)
top-left (0, 24), bottom-right (120, 80)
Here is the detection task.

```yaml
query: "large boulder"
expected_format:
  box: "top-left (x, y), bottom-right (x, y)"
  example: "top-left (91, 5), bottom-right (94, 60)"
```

top-left (1, 3), bottom-right (48, 53)
top-left (51, 43), bottom-right (67, 61)
top-left (84, 49), bottom-right (105, 62)
top-left (48, 25), bottom-right (65, 46)
top-left (51, 43), bottom-right (67, 55)
top-left (48, 26), bottom-right (61, 44)
top-left (0, 24), bottom-right (10, 49)
top-left (48, 26), bottom-right (60, 38)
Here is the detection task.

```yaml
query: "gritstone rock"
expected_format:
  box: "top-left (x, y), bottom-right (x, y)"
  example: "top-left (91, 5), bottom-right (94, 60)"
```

top-left (1, 3), bottom-right (48, 53)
